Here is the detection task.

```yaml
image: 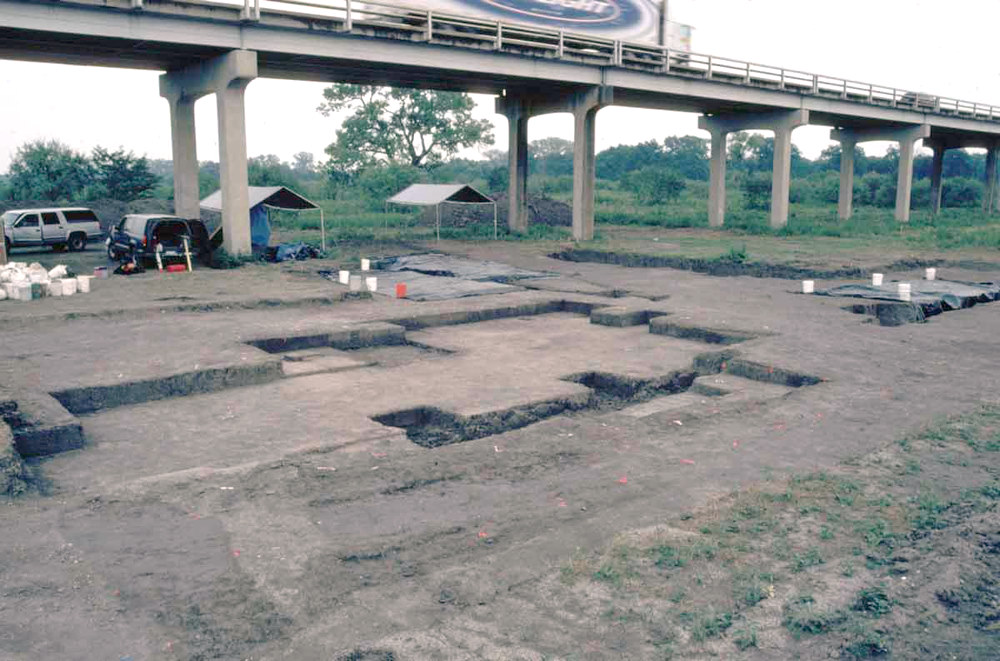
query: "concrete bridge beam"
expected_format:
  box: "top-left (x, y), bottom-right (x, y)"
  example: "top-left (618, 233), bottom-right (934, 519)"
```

top-left (160, 50), bottom-right (257, 255)
top-left (983, 146), bottom-right (998, 214)
top-left (831, 124), bottom-right (930, 222)
top-left (837, 138), bottom-right (856, 220)
top-left (699, 109), bottom-right (808, 228)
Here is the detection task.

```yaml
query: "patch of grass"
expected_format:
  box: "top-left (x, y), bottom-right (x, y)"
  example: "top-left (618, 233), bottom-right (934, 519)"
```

top-left (592, 563), bottom-right (624, 587)
top-left (690, 610), bottom-right (733, 641)
top-left (652, 545), bottom-right (687, 569)
top-left (843, 626), bottom-right (891, 658)
top-left (792, 547), bottom-right (824, 573)
top-left (853, 586), bottom-right (892, 617)
top-left (732, 623), bottom-right (758, 650)
top-left (783, 599), bottom-right (846, 637)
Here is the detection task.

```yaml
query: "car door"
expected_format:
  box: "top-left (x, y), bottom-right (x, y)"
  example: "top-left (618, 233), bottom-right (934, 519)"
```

top-left (12, 213), bottom-right (42, 246)
top-left (41, 212), bottom-right (65, 245)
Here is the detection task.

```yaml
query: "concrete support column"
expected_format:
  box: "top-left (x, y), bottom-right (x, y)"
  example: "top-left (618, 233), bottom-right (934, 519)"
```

top-left (217, 79), bottom-right (253, 254)
top-left (706, 129), bottom-right (727, 227)
top-left (165, 95), bottom-right (201, 219)
top-left (895, 136), bottom-right (918, 223)
top-left (831, 124), bottom-right (929, 224)
top-left (700, 109), bottom-right (808, 228)
top-left (983, 147), bottom-right (998, 214)
top-left (569, 87), bottom-right (612, 241)
top-left (572, 105), bottom-right (598, 241)
top-left (836, 140), bottom-right (855, 220)
top-left (503, 102), bottom-right (529, 233)
top-left (160, 50), bottom-right (257, 255)
top-left (927, 140), bottom-right (945, 215)
top-left (770, 126), bottom-right (795, 229)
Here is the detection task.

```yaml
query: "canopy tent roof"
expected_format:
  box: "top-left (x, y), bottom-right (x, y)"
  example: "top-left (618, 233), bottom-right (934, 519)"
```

top-left (199, 186), bottom-right (319, 213)
top-left (387, 183), bottom-right (492, 206)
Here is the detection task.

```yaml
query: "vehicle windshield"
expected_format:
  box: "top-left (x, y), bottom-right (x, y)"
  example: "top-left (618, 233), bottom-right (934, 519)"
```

top-left (2, 211), bottom-right (18, 227)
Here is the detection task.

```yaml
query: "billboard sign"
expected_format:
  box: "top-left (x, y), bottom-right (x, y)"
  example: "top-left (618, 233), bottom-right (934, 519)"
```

top-left (396, 0), bottom-right (677, 45)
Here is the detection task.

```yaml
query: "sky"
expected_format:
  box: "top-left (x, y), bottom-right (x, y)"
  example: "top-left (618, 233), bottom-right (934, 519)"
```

top-left (0, 0), bottom-right (997, 172)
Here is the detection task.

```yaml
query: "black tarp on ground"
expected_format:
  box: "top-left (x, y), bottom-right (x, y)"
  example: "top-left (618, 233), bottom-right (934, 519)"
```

top-left (816, 280), bottom-right (1000, 324)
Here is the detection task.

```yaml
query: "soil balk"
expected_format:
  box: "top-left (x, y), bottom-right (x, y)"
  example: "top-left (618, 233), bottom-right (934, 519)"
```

top-left (551, 248), bottom-right (867, 280)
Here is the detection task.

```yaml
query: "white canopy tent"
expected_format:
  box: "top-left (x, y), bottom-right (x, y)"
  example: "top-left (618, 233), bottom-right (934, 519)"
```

top-left (200, 186), bottom-right (327, 251)
top-left (387, 183), bottom-right (497, 240)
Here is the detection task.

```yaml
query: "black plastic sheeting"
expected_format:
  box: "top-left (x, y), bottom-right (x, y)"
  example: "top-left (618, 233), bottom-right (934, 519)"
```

top-left (817, 279), bottom-right (1000, 314)
top-left (374, 253), bottom-right (552, 283)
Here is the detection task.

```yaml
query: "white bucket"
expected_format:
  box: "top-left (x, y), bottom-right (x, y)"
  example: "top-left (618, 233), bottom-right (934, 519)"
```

top-left (0, 288), bottom-right (5, 301)
top-left (349, 275), bottom-right (363, 292)
top-left (898, 282), bottom-right (911, 302)
top-left (802, 280), bottom-right (815, 294)
top-left (365, 276), bottom-right (378, 292)
top-left (15, 282), bottom-right (31, 301)
top-left (361, 258), bottom-right (370, 271)
top-left (77, 275), bottom-right (91, 293)
top-left (871, 273), bottom-right (884, 286)
top-left (48, 280), bottom-right (63, 297)
top-left (62, 278), bottom-right (77, 296)
top-left (338, 270), bottom-right (350, 285)
top-left (925, 267), bottom-right (936, 281)
top-left (2, 283), bottom-right (15, 299)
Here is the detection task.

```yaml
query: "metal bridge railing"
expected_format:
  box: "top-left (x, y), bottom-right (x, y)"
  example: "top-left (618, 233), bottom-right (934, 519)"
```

top-left (118, 0), bottom-right (999, 123)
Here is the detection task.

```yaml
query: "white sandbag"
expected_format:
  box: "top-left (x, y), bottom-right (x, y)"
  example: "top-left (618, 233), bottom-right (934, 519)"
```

top-left (48, 265), bottom-right (68, 279)
top-left (0, 288), bottom-right (6, 301)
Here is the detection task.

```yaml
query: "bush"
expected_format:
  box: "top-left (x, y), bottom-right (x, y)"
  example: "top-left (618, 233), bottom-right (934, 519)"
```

top-left (740, 172), bottom-right (772, 210)
top-left (621, 167), bottom-right (686, 204)
top-left (209, 248), bottom-right (259, 269)
top-left (942, 177), bottom-right (982, 208)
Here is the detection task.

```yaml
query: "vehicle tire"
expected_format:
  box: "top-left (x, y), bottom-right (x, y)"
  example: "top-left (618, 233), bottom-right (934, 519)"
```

top-left (68, 233), bottom-right (86, 252)
top-left (107, 244), bottom-right (120, 261)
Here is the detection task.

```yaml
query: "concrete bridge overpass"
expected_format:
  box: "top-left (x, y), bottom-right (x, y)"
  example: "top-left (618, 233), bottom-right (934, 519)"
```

top-left (4, 0), bottom-right (999, 253)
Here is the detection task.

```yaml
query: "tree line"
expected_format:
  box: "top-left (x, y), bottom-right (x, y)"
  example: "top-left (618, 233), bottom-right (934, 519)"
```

top-left (1, 86), bottom-right (992, 212)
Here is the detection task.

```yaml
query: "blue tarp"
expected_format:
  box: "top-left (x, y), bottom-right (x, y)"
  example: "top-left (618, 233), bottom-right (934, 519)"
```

top-left (250, 205), bottom-right (270, 247)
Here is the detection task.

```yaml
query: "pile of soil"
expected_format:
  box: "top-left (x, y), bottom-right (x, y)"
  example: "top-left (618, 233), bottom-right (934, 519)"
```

top-left (436, 193), bottom-right (571, 229)
top-left (0, 421), bottom-right (29, 497)
top-left (0, 198), bottom-right (173, 231)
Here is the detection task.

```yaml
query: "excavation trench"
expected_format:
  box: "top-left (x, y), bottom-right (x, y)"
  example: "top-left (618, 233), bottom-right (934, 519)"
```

top-left (372, 354), bottom-right (821, 448)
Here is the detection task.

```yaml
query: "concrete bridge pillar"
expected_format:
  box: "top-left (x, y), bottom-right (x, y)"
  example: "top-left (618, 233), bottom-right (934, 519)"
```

top-left (835, 139), bottom-right (856, 220)
top-left (699, 109), bottom-right (808, 228)
top-left (497, 98), bottom-right (530, 233)
top-left (570, 87), bottom-right (611, 241)
top-left (830, 124), bottom-right (929, 223)
top-left (160, 50), bottom-right (258, 255)
top-left (925, 139), bottom-right (946, 215)
top-left (163, 95), bottom-right (202, 220)
top-left (705, 128), bottom-right (728, 227)
top-left (984, 146), bottom-right (999, 214)
top-left (496, 86), bottom-right (611, 240)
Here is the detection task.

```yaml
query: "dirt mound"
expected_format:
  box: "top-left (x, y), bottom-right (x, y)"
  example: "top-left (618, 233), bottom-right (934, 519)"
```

top-left (436, 193), bottom-right (571, 229)
top-left (0, 198), bottom-right (173, 231)
top-left (0, 421), bottom-right (29, 497)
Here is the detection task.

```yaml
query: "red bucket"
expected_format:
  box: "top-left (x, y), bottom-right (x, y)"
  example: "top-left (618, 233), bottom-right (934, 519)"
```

top-left (395, 283), bottom-right (407, 299)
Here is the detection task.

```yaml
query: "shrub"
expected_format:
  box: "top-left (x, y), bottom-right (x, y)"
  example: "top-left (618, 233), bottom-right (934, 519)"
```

top-left (740, 172), bottom-right (772, 210)
top-left (621, 167), bottom-right (686, 204)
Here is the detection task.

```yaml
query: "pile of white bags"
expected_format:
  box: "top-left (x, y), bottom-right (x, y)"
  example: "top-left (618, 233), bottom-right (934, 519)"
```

top-left (0, 262), bottom-right (91, 302)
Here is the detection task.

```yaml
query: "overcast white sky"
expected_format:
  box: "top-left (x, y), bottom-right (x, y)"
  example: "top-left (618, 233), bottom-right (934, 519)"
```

top-left (0, 0), bottom-right (997, 172)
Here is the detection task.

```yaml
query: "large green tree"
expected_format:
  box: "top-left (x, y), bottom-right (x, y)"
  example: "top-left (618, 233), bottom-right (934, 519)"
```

top-left (91, 147), bottom-right (159, 200)
top-left (318, 85), bottom-right (493, 171)
top-left (8, 139), bottom-right (92, 201)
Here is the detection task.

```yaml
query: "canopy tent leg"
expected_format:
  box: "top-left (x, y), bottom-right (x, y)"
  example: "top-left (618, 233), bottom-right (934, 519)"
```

top-left (493, 202), bottom-right (498, 240)
top-left (320, 208), bottom-right (326, 252)
top-left (436, 204), bottom-right (441, 242)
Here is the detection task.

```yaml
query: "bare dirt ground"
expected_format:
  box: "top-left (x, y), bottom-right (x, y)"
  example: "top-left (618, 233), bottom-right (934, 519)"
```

top-left (2, 236), bottom-right (1000, 660)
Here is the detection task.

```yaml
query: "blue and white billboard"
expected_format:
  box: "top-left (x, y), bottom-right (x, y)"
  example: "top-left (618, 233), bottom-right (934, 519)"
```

top-left (403, 0), bottom-right (687, 46)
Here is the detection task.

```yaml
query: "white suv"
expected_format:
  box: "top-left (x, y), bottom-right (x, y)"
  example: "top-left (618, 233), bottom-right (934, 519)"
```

top-left (2, 207), bottom-right (103, 253)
